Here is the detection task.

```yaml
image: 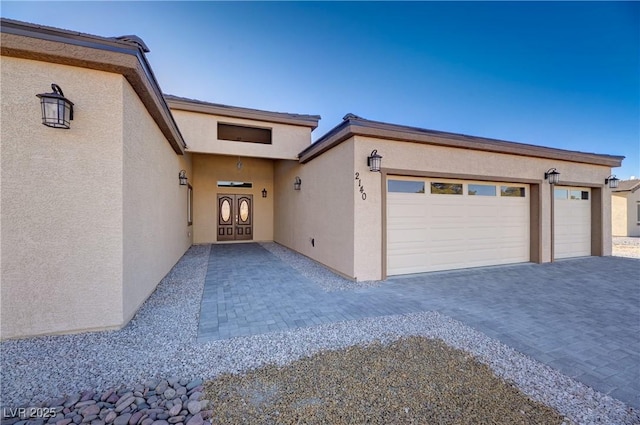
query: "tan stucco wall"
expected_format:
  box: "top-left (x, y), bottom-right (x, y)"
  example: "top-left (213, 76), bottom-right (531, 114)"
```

top-left (612, 193), bottom-right (628, 236)
top-left (192, 154), bottom-right (274, 243)
top-left (1, 57), bottom-right (124, 338)
top-left (274, 141), bottom-right (355, 279)
top-left (628, 191), bottom-right (640, 237)
top-left (122, 82), bottom-right (193, 322)
top-left (171, 110), bottom-right (312, 160)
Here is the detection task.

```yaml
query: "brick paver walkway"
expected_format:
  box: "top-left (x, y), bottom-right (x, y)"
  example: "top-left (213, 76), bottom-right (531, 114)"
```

top-left (198, 243), bottom-right (640, 408)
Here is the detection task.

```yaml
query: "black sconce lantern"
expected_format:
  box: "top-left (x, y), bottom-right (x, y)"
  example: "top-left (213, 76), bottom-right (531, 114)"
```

top-left (36, 83), bottom-right (74, 129)
top-left (178, 170), bottom-right (188, 186)
top-left (544, 168), bottom-right (560, 185)
top-left (294, 176), bottom-right (302, 190)
top-left (262, 188), bottom-right (267, 198)
top-left (605, 175), bottom-right (620, 189)
top-left (367, 149), bottom-right (382, 172)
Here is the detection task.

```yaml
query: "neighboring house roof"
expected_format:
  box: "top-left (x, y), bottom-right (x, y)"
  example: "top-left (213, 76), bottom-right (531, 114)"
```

top-left (299, 114), bottom-right (625, 167)
top-left (0, 18), bottom-right (186, 155)
top-left (165, 95), bottom-right (321, 129)
top-left (613, 179), bottom-right (640, 193)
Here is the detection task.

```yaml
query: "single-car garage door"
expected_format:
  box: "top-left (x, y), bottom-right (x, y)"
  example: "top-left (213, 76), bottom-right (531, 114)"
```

top-left (387, 177), bottom-right (530, 275)
top-left (554, 186), bottom-right (591, 259)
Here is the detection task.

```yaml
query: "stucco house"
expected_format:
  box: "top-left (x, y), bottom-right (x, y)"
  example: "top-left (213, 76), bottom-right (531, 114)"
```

top-left (0, 19), bottom-right (624, 339)
top-left (612, 180), bottom-right (640, 237)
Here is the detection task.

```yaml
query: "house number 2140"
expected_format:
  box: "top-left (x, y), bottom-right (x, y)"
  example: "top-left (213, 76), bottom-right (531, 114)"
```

top-left (355, 172), bottom-right (367, 200)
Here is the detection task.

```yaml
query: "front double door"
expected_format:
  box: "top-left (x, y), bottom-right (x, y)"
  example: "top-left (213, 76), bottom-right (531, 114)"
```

top-left (217, 194), bottom-right (253, 241)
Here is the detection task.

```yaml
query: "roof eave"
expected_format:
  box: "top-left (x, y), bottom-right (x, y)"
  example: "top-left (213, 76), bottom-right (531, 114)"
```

top-left (165, 95), bottom-right (321, 130)
top-left (299, 117), bottom-right (625, 168)
top-left (0, 18), bottom-right (186, 155)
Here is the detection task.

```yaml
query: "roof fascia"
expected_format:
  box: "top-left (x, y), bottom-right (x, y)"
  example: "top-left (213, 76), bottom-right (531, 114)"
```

top-left (0, 19), bottom-right (186, 155)
top-left (299, 118), bottom-right (625, 167)
top-left (165, 96), bottom-right (320, 129)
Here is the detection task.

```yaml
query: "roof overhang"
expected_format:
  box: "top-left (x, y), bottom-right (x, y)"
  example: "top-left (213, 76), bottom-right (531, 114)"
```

top-left (0, 18), bottom-right (186, 155)
top-left (299, 115), bottom-right (625, 168)
top-left (165, 95), bottom-right (321, 129)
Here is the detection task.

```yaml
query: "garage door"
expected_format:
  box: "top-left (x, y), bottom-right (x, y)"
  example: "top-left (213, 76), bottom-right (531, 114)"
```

top-left (554, 186), bottom-right (591, 259)
top-left (387, 178), bottom-right (530, 275)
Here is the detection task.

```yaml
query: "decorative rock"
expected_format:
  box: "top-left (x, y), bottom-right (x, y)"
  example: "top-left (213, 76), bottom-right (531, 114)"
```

top-left (187, 393), bottom-right (201, 402)
top-left (72, 416), bottom-right (82, 425)
top-left (106, 395), bottom-right (119, 405)
top-left (65, 396), bottom-right (81, 409)
top-left (155, 415), bottom-right (168, 421)
top-left (50, 398), bottom-right (67, 408)
top-left (112, 414), bottom-right (130, 425)
top-left (185, 380), bottom-right (202, 391)
top-left (146, 396), bottom-right (157, 406)
top-left (144, 380), bottom-right (158, 390)
top-left (167, 417), bottom-right (184, 424)
top-left (56, 419), bottom-right (73, 425)
top-left (81, 415), bottom-right (97, 423)
top-left (136, 403), bottom-right (149, 411)
top-left (114, 398), bottom-right (135, 413)
top-left (80, 405), bottom-right (100, 417)
top-left (168, 403), bottom-right (181, 417)
top-left (128, 411), bottom-right (143, 425)
top-left (178, 378), bottom-right (188, 387)
top-left (114, 394), bottom-right (133, 408)
top-left (174, 388), bottom-right (186, 398)
top-left (90, 420), bottom-right (104, 425)
top-left (199, 411), bottom-right (212, 421)
top-left (167, 378), bottom-right (179, 388)
top-left (80, 392), bottom-right (95, 402)
top-left (100, 390), bottom-right (114, 403)
top-left (140, 419), bottom-right (153, 425)
top-left (150, 421), bottom-right (168, 425)
top-left (186, 401), bottom-right (200, 416)
top-left (163, 389), bottom-right (176, 401)
top-left (185, 414), bottom-right (203, 425)
top-left (154, 381), bottom-right (168, 395)
top-left (103, 412), bottom-right (117, 424)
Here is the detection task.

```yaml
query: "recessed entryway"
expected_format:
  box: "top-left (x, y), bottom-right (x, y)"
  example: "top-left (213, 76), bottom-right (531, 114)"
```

top-left (386, 177), bottom-right (530, 275)
top-left (217, 194), bottom-right (253, 241)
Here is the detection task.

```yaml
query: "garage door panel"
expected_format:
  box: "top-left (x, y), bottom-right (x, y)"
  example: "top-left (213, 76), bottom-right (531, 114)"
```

top-left (387, 178), bottom-right (530, 275)
top-left (554, 187), bottom-right (591, 259)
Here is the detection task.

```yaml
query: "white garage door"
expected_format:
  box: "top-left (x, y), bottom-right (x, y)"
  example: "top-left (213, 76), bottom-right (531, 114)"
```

top-left (554, 186), bottom-right (591, 259)
top-left (387, 178), bottom-right (530, 275)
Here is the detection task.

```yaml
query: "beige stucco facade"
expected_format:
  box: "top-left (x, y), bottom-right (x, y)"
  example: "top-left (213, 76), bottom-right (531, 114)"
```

top-left (612, 189), bottom-right (640, 237)
top-left (0, 18), bottom-right (625, 339)
top-left (1, 22), bottom-right (191, 339)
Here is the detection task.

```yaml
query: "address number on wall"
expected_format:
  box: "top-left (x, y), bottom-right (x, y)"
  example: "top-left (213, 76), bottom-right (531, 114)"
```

top-left (355, 172), bottom-right (367, 200)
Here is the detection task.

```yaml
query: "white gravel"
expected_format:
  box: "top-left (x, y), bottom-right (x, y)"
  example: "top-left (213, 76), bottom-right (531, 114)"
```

top-left (1, 243), bottom-right (638, 424)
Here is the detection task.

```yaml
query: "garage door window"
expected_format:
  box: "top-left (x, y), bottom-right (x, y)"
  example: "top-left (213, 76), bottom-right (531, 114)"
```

top-left (555, 189), bottom-right (568, 199)
top-left (431, 182), bottom-right (462, 195)
top-left (388, 180), bottom-right (425, 193)
top-left (570, 190), bottom-right (589, 200)
top-left (468, 184), bottom-right (496, 196)
top-left (500, 186), bottom-right (526, 197)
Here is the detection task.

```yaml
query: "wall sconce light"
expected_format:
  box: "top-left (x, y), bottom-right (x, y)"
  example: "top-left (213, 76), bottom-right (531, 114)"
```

top-left (178, 170), bottom-right (188, 186)
top-left (262, 188), bottom-right (267, 198)
top-left (544, 168), bottom-right (560, 185)
top-left (36, 83), bottom-right (74, 129)
top-left (294, 176), bottom-right (302, 190)
top-left (605, 175), bottom-right (620, 189)
top-left (367, 149), bottom-right (382, 172)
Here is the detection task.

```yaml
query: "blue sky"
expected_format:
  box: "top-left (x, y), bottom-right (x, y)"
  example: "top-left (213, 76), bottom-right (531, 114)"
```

top-left (3, 1), bottom-right (639, 178)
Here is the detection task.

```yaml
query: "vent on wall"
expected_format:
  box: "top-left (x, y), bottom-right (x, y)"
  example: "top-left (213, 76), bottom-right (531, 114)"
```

top-left (218, 123), bottom-right (272, 144)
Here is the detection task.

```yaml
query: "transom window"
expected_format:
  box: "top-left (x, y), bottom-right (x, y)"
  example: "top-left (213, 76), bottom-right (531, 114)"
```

top-left (501, 186), bottom-right (526, 197)
top-left (217, 181), bottom-right (252, 188)
top-left (218, 123), bottom-right (272, 144)
top-left (388, 180), bottom-right (425, 193)
top-left (430, 182), bottom-right (463, 195)
top-left (468, 184), bottom-right (496, 196)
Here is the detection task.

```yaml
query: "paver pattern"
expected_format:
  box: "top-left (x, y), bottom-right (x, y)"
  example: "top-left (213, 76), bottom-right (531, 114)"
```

top-left (198, 243), bottom-right (640, 409)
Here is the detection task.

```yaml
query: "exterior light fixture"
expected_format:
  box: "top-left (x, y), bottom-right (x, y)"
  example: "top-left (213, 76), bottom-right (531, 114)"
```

top-left (178, 170), bottom-right (188, 186)
top-left (367, 149), bottom-right (382, 172)
top-left (262, 188), bottom-right (267, 198)
top-left (605, 175), bottom-right (620, 189)
top-left (544, 168), bottom-right (560, 185)
top-left (36, 83), bottom-right (74, 129)
top-left (294, 176), bottom-right (302, 190)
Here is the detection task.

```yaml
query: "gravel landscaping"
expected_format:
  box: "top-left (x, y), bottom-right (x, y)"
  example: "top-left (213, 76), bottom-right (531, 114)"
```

top-left (612, 236), bottom-right (640, 259)
top-left (1, 244), bottom-right (638, 424)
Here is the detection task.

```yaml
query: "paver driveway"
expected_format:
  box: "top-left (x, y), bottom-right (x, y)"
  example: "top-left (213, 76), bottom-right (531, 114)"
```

top-left (198, 243), bottom-right (640, 409)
